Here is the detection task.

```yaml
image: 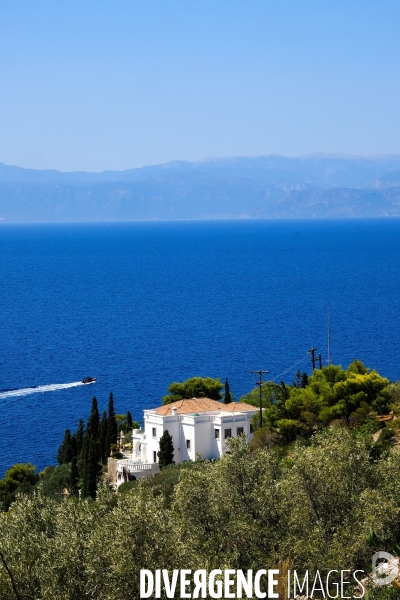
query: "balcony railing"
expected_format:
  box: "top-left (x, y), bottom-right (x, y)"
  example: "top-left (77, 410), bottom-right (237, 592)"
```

top-left (117, 460), bottom-right (159, 473)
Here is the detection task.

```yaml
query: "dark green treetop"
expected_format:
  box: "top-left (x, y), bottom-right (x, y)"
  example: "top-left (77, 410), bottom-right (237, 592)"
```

top-left (0, 463), bottom-right (38, 510)
top-left (106, 392), bottom-right (118, 452)
top-left (241, 360), bottom-right (391, 442)
top-left (162, 376), bottom-right (223, 405)
top-left (223, 377), bottom-right (232, 404)
top-left (100, 410), bottom-right (108, 465)
top-left (86, 397), bottom-right (100, 439)
top-left (81, 435), bottom-right (102, 499)
top-left (57, 429), bottom-right (74, 465)
top-left (157, 430), bottom-right (175, 469)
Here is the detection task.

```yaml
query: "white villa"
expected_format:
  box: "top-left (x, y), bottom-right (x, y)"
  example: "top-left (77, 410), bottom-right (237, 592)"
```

top-left (116, 398), bottom-right (258, 485)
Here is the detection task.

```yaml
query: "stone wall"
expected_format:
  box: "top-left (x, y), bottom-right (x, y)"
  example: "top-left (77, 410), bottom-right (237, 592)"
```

top-left (107, 457), bottom-right (118, 484)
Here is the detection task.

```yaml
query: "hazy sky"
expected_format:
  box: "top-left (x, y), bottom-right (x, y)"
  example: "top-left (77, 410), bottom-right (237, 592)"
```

top-left (1, 1), bottom-right (400, 171)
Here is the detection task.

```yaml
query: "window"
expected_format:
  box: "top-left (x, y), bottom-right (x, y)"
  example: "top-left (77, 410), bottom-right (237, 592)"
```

top-left (186, 439), bottom-right (191, 450)
top-left (153, 451), bottom-right (157, 463)
top-left (224, 428), bottom-right (232, 439)
top-left (152, 427), bottom-right (156, 438)
top-left (215, 429), bottom-right (220, 439)
top-left (250, 424), bottom-right (254, 433)
top-left (236, 427), bottom-right (244, 436)
top-left (139, 444), bottom-right (142, 451)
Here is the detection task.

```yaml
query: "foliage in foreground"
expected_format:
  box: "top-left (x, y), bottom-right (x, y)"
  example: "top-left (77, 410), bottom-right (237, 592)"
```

top-left (1, 428), bottom-right (400, 599)
top-left (0, 464), bottom-right (38, 511)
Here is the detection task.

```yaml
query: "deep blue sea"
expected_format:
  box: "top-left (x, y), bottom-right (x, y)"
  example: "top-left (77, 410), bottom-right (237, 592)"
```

top-left (1, 219), bottom-right (400, 475)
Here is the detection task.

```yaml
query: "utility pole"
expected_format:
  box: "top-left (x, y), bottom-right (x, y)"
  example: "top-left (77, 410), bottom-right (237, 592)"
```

top-left (308, 347), bottom-right (318, 370)
top-left (250, 369), bottom-right (269, 429)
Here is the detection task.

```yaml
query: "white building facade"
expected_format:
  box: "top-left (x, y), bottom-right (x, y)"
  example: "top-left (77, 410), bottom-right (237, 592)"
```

top-left (116, 398), bottom-right (258, 485)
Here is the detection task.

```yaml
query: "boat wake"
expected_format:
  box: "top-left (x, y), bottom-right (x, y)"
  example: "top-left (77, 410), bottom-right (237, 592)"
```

top-left (0, 380), bottom-right (93, 400)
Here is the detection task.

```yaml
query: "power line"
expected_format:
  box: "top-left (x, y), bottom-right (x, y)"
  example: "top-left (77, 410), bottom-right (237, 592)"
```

top-left (271, 353), bottom-right (309, 382)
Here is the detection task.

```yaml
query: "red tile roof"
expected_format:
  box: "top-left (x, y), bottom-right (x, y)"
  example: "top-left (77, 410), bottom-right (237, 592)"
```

top-left (153, 398), bottom-right (257, 416)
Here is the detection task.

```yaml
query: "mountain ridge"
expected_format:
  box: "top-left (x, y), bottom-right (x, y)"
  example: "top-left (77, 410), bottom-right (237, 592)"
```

top-left (1, 154), bottom-right (400, 221)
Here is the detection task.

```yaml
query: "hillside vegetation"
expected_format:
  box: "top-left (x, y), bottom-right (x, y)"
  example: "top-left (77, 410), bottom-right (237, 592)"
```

top-left (241, 360), bottom-right (393, 444)
top-left (0, 429), bottom-right (400, 599)
top-left (1, 361), bottom-right (400, 598)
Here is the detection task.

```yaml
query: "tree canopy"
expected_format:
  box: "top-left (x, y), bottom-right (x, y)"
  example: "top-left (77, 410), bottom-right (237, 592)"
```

top-left (240, 360), bottom-right (391, 443)
top-left (0, 463), bottom-right (38, 511)
top-left (162, 376), bottom-right (223, 405)
top-left (0, 428), bottom-right (400, 599)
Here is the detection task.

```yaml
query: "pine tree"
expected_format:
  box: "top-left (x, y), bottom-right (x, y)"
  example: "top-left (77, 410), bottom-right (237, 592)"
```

top-left (157, 430), bottom-right (175, 469)
top-left (106, 391), bottom-right (117, 456)
top-left (223, 377), bottom-right (232, 404)
top-left (126, 410), bottom-right (133, 428)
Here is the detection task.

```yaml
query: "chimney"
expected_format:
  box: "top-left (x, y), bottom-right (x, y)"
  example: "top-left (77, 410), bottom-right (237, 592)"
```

top-left (171, 407), bottom-right (178, 416)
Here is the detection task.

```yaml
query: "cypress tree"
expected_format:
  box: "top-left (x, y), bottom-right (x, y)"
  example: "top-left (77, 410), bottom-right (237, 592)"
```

top-left (100, 410), bottom-right (108, 465)
top-left (87, 436), bottom-right (101, 498)
top-left (293, 370), bottom-right (302, 387)
top-left (70, 433), bottom-right (78, 460)
top-left (75, 418), bottom-right (85, 456)
top-left (87, 397), bottom-right (100, 441)
top-left (126, 410), bottom-right (133, 428)
top-left (57, 429), bottom-right (74, 464)
top-left (75, 419), bottom-right (86, 484)
top-left (70, 455), bottom-right (79, 497)
top-left (81, 397), bottom-right (102, 498)
top-left (223, 377), bottom-right (232, 404)
top-left (81, 435), bottom-right (102, 499)
top-left (57, 430), bottom-right (67, 465)
top-left (106, 391), bottom-right (117, 456)
top-left (157, 430), bottom-right (175, 469)
top-left (301, 372), bottom-right (309, 388)
top-left (80, 440), bottom-right (89, 498)
top-left (64, 430), bottom-right (74, 463)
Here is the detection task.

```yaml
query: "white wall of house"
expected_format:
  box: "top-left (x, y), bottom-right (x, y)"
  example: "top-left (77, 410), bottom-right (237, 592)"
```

top-left (130, 406), bottom-right (257, 470)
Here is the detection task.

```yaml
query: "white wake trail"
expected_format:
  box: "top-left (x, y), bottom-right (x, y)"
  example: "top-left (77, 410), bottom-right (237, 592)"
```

top-left (0, 380), bottom-right (93, 400)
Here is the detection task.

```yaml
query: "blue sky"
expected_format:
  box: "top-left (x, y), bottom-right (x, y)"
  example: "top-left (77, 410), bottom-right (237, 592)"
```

top-left (1, 1), bottom-right (399, 171)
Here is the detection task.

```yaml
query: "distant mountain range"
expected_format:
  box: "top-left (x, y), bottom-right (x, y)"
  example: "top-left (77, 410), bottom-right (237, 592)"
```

top-left (1, 154), bottom-right (400, 221)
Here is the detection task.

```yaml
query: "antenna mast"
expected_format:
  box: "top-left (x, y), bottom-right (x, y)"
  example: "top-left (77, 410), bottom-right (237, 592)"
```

top-left (327, 302), bottom-right (331, 366)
